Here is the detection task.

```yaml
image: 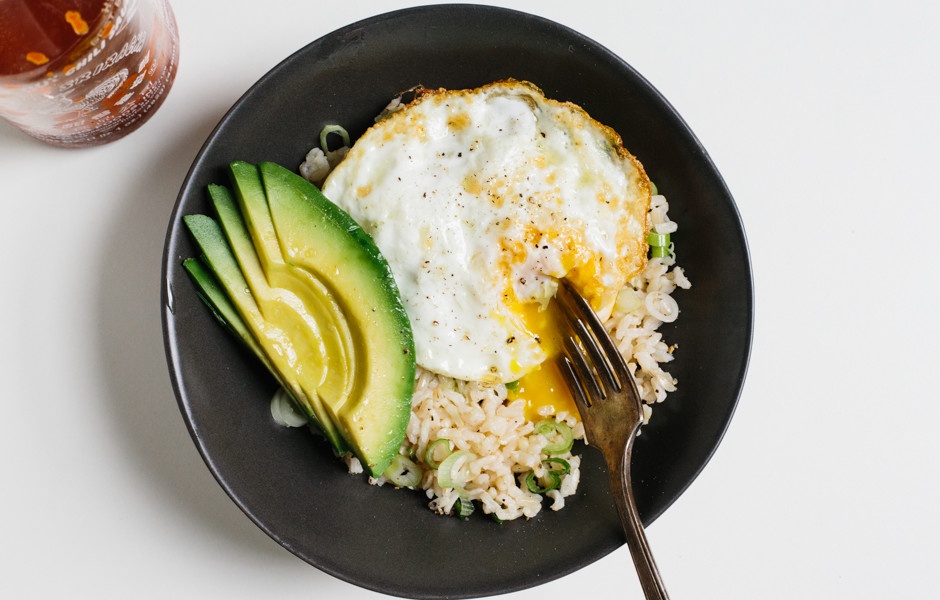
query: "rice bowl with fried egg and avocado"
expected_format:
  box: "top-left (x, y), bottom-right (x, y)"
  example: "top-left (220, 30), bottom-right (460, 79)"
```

top-left (272, 79), bottom-right (691, 521)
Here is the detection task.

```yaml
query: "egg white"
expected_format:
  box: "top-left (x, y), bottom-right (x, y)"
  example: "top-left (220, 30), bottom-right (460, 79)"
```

top-left (321, 80), bottom-right (649, 384)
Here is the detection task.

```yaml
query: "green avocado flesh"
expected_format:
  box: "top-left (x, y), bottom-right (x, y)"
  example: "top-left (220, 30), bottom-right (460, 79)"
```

top-left (183, 161), bottom-right (415, 477)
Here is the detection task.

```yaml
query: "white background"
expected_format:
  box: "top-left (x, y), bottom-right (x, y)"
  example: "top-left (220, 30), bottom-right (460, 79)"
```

top-left (2, 1), bottom-right (938, 598)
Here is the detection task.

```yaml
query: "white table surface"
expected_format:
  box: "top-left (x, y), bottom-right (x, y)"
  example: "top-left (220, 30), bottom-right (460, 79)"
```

top-left (3, 1), bottom-right (938, 598)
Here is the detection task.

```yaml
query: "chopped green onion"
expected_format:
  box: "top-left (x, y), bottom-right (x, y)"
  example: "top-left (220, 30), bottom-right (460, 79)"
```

top-left (524, 458), bottom-right (572, 494)
top-left (650, 181), bottom-right (659, 196)
top-left (424, 438), bottom-right (453, 469)
top-left (647, 231), bottom-right (671, 247)
top-left (319, 124), bottom-right (350, 152)
top-left (524, 470), bottom-right (555, 493)
top-left (647, 231), bottom-right (672, 259)
top-left (454, 496), bottom-right (475, 519)
top-left (534, 419), bottom-right (574, 455)
top-left (437, 450), bottom-right (475, 489)
top-left (544, 457), bottom-right (571, 476)
top-left (382, 454), bottom-right (422, 488)
top-left (615, 286), bottom-right (643, 314)
top-left (505, 380), bottom-right (520, 393)
top-left (269, 387), bottom-right (307, 428)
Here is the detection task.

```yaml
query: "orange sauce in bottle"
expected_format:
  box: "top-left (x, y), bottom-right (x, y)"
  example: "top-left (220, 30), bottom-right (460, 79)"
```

top-left (0, 0), bottom-right (179, 146)
top-left (0, 0), bottom-right (108, 76)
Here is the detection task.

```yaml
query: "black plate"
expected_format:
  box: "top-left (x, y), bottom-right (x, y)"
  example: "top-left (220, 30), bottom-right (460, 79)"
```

top-left (161, 5), bottom-right (752, 599)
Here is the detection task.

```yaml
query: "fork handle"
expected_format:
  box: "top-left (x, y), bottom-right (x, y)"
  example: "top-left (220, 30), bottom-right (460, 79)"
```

top-left (608, 443), bottom-right (670, 599)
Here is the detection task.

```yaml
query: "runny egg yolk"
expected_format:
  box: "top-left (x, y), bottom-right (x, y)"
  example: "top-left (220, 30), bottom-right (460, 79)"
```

top-left (505, 292), bottom-right (579, 422)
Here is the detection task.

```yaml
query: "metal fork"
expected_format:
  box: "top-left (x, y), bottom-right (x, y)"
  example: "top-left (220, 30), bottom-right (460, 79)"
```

top-left (555, 279), bottom-right (670, 599)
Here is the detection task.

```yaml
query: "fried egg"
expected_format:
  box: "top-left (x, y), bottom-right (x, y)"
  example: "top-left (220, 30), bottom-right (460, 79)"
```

top-left (321, 80), bottom-right (649, 412)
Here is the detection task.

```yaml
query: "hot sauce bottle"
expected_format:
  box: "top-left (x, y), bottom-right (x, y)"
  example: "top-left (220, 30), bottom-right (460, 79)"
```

top-left (0, 0), bottom-right (179, 147)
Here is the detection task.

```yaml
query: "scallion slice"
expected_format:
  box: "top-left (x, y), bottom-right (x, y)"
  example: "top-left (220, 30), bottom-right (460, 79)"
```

top-left (615, 286), bottom-right (643, 314)
top-left (524, 458), bottom-right (572, 494)
top-left (544, 457), bottom-right (571, 475)
top-left (319, 124), bottom-right (350, 153)
top-left (524, 470), bottom-right (555, 493)
top-left (454, 496), bottom-right (475, 519)
top-left (647, 230), bottom-right (672, 259)
top-left (424, 438), bottom-right (453, 469)
top-left (534, 419), bottom-right (574, 455)
top-left (651, 245), bottom-right (670, 258)
top-left (436, 450), bottom-right (475, 489)
top-left (382, 454), bottom-right (422, 488)
top-left (647, 231), bottom-right (671, 248)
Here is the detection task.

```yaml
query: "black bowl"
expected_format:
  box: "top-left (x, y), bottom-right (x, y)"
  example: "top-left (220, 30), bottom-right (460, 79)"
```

top-left (161, 4), bottom-right (752, 598)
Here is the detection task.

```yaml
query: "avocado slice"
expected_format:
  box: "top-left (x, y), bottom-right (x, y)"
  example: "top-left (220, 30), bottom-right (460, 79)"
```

top-left (182, 161), bottom-right (415, 477)
top-left (182, 211), bottom-right (349, 453)
top-left (181, 255), bottom-right (314, 426)
top-left (205, 183), bottom-right (350, 452)
top-left (223, 165), bottom-right (355, 410)
top-left (258, 162), bottom-right (415, 477)
top-left (182, 256), bottom-right (268, 366)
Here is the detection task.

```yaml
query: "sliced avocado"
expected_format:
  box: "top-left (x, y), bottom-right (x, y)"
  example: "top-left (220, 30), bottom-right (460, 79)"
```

top-left (183, 161), bottom-right (415, 477)
top-left (182, 256), bottom-right (268, 366)
top-left (227, 161), bottom-right (282, 272)
top-left (183, 210), bottom-right (350, 453)
top-left (218, 167), bottom-right (355, 448)
top-left (225, 164), bottom-right (355, 398)
top-left (259, 162), bottom-right (415, 477)
top-left (182, 256), bottom-right (339, 438)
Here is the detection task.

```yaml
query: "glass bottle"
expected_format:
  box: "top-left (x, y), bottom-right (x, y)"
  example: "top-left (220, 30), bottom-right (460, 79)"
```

top-left (0, 0), bottom-right (179, 147)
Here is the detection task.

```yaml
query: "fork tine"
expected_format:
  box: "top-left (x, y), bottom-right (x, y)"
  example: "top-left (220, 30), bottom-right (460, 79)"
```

top-left (558, 354), bottom-right (593, 412)
top-left (557, 280), bottom-right (626, 394)
top-left (561, 337), bottom-right (602, 405)
top-left (562, 305), bottom-right (617, 398)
